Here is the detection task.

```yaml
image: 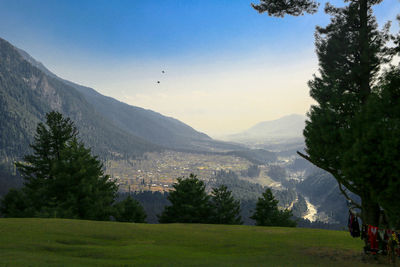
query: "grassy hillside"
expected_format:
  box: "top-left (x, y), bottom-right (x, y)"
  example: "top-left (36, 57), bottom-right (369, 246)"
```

top-left (0, 218), bottom-right (379, 266)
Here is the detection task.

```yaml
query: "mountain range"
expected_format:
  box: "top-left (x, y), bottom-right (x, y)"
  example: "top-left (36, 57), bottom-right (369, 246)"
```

top-left (17, 47), bottom-right (232, 151)
top-left (0, 37), bottom-right (245, 166)
top-left (223, 114), bottom-right (307, 144)
top-left (0, 36), bottom-right (289, 199)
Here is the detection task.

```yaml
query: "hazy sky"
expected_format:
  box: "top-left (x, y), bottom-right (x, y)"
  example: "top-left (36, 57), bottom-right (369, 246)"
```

top-left (0, 0), bottom-right (399, 136)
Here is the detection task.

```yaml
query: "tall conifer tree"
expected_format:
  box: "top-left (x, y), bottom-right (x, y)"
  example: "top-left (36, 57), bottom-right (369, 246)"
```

top-left (2, 111), bottom-right (117, 220)
top-left (114, 195), bottom-right (147, 223)
top-left (302, 1), bottom-right (390, 226)
top-left (210, 185), bottom-right (242, 225)
top-left (252, 0), bottom-right (397, 228)
top-left (250, 188), bottom-right (296, 227)
top-left (158, 174), bottom-right (212, 223)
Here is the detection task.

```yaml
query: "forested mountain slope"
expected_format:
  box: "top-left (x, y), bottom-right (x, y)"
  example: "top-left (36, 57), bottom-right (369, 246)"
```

top-left (1, 37), bottom-right (245, 163)
top-left (0, 37), bottom-right (161, 165)
top-left (0, 37), bottom-right (248, 197)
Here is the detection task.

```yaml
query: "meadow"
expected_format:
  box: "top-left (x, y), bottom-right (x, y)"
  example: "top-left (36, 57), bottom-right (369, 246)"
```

top-left (0, 218), bottom-right (381, 266)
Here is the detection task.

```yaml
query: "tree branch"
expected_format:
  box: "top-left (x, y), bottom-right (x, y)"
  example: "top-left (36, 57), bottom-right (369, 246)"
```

top-left (251, 0), bottom-right (319, 17)
top-left (338, 181), bottom-right (362, 209)
top-left (297, 151), bottom-right (362, 210)
top-left (297, 151), bottom-right (337, 175)
top-left (297, 151), bottom-right (356, 191)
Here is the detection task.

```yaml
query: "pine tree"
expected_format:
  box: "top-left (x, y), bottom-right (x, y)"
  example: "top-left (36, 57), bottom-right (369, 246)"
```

top-left (114, 195), bottom-right (147, 223)
top-left (16, 111), bottom-right (78, 212)
top-left (370, 66), bottom-right (400, 228)
top-left (210, 185), bottom-right (242, 225)
top-left (0, 189), bottom-right (32, 217)
top-left (250, 188), bottom-right (296, 227)
top-left (1, 111), bottom-right (117, 220)
top-left (342, 66), bottom-right (400, 228)
top-left (158, 174), bottom-right (212, 223)
top-left (252, 0), bottom-right (397, 228)
top-left (49, 138), bottom-right (117, 220)
top-left (302, 1), bottom-right (390, 227)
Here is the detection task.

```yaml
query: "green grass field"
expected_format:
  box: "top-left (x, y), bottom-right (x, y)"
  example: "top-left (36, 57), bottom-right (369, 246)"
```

top-left (0, 218), bottom-right (382, 266)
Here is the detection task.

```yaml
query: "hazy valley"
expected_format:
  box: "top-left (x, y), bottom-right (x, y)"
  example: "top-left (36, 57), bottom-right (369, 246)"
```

top-left (0, 37), bottom-right (349, 228)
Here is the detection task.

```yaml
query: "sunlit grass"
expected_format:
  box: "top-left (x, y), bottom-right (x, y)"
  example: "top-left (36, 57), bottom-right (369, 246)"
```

top-left (0, 218), bottom-right (378, 266)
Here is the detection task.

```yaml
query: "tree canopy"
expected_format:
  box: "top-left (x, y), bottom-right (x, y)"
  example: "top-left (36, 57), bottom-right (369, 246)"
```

top-left (114, 195), bottom-right (147, 223)
top-left (342, 66), bottom-right (400, 228)
top-left (158, 174), bottom-right (212, 223)
top-left (251, 188), bottom-right (296, 227)
top-left (1, 111), bottom-right (117, 220)
top-left (252, 0), bottom-right (319, 17)
top-left (159, 174), bottom-right (244, 225)
top-left (210, 185), bottom-right (242, 225)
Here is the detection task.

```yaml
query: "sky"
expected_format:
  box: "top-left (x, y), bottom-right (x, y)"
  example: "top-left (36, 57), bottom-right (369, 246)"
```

top-left (0, 0), bottom-right (399, 137)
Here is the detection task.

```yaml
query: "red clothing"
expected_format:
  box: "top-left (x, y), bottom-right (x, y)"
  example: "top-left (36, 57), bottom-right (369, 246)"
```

top-left (368, 225), bottom-right (379, 252)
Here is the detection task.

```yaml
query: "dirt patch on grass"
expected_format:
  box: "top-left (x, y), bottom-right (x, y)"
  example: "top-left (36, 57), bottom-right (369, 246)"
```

top-left (361, 253), bottom-right (400, 266)
top-left (304, 247), bottom-right (400, 266)
top-left (304, 247), bottom-right (363, 263)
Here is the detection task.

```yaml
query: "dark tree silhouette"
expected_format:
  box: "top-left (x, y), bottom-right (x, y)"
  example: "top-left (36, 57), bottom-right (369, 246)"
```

top-left (114, 195), bottom-right (147, 223)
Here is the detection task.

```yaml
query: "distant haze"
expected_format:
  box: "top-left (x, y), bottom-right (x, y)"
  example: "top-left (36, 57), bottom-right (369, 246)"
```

top-left (221, 114), bottom-right (307, 142)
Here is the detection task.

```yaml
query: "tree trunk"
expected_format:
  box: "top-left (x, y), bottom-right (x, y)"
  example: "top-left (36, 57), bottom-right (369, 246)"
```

top-left (361, 193), bottom-right (380, 226)
top-left (361, 192), bottom-right (380, 250)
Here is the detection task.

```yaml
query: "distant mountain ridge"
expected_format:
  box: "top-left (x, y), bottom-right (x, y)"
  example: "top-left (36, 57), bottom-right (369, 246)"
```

top-left (224, 114), bottom-right (307, 143)
top-left (16, 44), bottom-right (217, 150)
top-left (0, 37), bottom-right (243, 160)
top-left (0, 37), bottom-right (160, 165)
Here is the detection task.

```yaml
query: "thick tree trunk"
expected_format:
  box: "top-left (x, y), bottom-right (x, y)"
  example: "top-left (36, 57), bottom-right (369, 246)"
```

top-left (361, 192), bottom-right (381, 250)
top-left (361, 193), bottom-right (380, 226)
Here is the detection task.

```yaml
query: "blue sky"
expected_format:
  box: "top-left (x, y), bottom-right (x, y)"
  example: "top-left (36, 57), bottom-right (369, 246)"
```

top-left (0, 1), bottom-right (317, 58)
top-left (0, 0), bottom-right (399, 136)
